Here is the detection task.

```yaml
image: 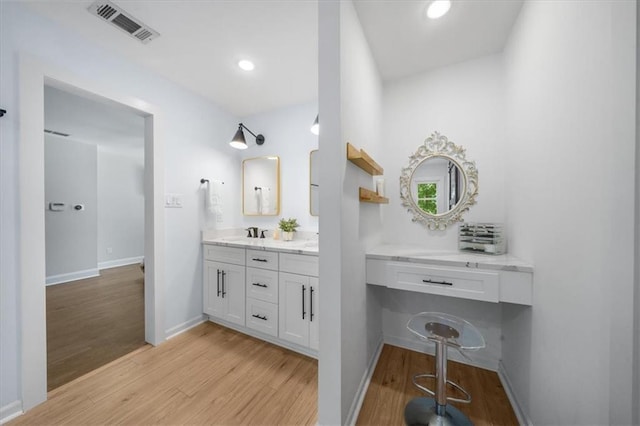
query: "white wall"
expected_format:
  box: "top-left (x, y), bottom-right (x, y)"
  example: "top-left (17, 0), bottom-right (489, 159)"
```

top-left (238, 101), bottom-right (319, 234)
top-left (339, 1), bottom-right (385, 423)
top-left (382, 54), bottom-right (506, 249)
top-left (503, 1), bottom-right (637, 425)
top-left (379, 55), bottom-right (507, 370)
top-left (0, 2), bottom-right (239, 415)
top-left (97, 148), bottom-right (144, 267)
top-left (44, 136), bottom-right (98, 281)
top-left (318, 1), bottom-right (385, 423)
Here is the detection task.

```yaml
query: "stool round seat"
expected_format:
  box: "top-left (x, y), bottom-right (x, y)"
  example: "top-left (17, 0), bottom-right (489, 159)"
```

top-left (407, 312), bottom-right (485, 350)
top-left (404, 312), bottom-right (485, 426)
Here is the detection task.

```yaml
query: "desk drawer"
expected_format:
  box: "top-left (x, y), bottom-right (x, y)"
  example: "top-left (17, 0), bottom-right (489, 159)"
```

top-left (246, 249), bottom-right (279, 271)
top-left (386, 262), bottom-right (499, 303)
top-left (203, 244), bottom-right (245, 265)
top-left (246, 267), bottom-right (278, 304)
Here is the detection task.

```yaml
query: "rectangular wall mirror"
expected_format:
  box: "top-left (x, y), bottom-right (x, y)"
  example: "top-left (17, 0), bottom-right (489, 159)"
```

top-left (310, 150), bottom-right (319, 216)
top-left (242, 156), bottom-right (280, 216)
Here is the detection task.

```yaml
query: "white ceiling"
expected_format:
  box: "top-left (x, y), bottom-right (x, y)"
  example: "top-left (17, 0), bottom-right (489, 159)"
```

top-left (353, 0), bottom-right (523, 81)
top-left (27, 0), bottom-right (521, 118)
top-left (26, 0), bottom-right (319, 118)
top-left (45, 85), bottom-right (145, 154)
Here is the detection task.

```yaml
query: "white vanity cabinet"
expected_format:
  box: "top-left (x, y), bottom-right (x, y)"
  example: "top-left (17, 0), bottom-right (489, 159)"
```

top-left (278, 253), bottom-right (320, 350)
top-left (203, 246), bottom-right (246, 326)
top-left (203, 241), bottom-right (319, 356)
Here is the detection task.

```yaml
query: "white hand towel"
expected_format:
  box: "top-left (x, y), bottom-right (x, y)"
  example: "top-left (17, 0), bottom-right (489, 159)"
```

top-left (206, 181), bottom-right (223, 222)
top-left (261, 187), bottom-right (271, 214)
top-left (254, 188), bottom-right (262, 214)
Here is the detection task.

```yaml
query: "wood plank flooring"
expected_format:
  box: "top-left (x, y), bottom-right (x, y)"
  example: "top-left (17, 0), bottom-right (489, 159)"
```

top-left (46, 264), bottom-right (145, 391)
top-left (356, 344), bottom-right (519, 426)
top-left (17, 319), bottom-right (516, 425)
top-left (12, 322), bottom-right (318, 426)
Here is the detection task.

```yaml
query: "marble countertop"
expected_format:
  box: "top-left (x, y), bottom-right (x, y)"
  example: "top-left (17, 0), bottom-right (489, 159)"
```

top-left (366, 244), bottom-right (533, 273)
top-left (203, 236), bottom-right (318, 255)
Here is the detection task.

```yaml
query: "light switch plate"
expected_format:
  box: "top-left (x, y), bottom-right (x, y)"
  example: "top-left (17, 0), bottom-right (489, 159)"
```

top-left (164, 193), bottom-right (183, 208)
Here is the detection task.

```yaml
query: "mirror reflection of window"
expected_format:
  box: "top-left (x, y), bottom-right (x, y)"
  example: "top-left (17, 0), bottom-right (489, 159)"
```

top-left (411, 157), bottom-right (448, 214)
top-left (417, 182), bottom-right (438, 214)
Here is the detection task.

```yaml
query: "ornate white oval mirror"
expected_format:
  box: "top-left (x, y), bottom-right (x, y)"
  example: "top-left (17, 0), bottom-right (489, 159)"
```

top-left (400, 132), bottom-right (478, 230)
top-left (242, 156), bottom-right (280, 216)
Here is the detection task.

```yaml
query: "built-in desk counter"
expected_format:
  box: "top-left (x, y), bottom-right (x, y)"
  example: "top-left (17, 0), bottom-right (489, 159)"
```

top-left (366, 245), bottom-right (533, 306)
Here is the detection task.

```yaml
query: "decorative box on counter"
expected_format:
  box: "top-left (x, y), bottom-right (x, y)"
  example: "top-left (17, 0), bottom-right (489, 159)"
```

top-left (458, 223), bottom-right (506, 255)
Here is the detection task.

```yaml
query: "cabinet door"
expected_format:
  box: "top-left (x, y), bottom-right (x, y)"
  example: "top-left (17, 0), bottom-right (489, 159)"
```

top-left (279, 272), bottom-right (309, 347)
top-left (204, 260), bottom-right (225, 318)
top-left (308, 277), bottom-right (319, 350)
top-left (222, 263), bottom-right (246, 326)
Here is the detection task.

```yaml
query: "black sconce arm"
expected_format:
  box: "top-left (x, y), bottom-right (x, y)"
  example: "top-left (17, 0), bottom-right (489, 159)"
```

top-left (239, 123), bottom-right (265, 145)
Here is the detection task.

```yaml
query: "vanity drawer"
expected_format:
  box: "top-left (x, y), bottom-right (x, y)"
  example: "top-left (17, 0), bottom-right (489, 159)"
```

top-left (246, 267), bottom-right (279, 304)
top-left (203, 244), bottom-right (245, 265)
top-left (382, 261), bottom-right (499, 303)
top-left (280, 253), bottom-right (319, 277)
top-left (246, 298), bottom-right (278, 337)
top-left (246, 249), bottom-right (279, 271)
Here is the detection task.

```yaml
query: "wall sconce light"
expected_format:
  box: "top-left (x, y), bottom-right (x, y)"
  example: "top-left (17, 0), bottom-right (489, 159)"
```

top-left (310, 114), bottom-right (319, 135)
top-left (230, 123), bottom-right (265, 150)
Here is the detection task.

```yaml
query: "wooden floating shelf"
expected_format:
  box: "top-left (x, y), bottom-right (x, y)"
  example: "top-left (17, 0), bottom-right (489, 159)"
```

top-left (359, 187), bottom-right (389, 204)
top-left (347, 143), bottom-right (384, 176)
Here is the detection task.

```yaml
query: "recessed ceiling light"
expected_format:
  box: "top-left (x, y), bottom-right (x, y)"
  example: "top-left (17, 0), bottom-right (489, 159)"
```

top-left (426, 0), bottom-right (451, 19)
top-left (238, 60), bottom-right (255, 71)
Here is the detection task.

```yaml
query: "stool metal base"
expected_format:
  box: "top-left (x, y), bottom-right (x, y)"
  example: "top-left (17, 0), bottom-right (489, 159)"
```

top-left (404, 397), bottom-right (473, 426)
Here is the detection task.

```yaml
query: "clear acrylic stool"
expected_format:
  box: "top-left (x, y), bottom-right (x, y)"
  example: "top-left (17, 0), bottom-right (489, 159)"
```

top-left (404, 312), bottom-right (485, 426)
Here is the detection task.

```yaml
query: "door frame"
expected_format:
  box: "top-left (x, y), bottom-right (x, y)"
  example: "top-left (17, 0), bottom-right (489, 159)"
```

top-left (19, 54), bottom-right (165, 411)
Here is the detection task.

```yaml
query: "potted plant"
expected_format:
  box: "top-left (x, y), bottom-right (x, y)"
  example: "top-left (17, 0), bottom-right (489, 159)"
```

top-left (278, 217), bottom-right (299, 241)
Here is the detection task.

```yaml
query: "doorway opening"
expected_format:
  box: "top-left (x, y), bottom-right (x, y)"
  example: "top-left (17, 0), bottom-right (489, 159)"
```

top-left (19, 55), bottom-right (165, 411)
top-left (43, 84), bottom-right (146, 390)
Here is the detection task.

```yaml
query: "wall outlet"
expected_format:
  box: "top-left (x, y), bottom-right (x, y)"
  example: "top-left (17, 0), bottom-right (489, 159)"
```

top-left (106, 247), bottom-right (113, 254)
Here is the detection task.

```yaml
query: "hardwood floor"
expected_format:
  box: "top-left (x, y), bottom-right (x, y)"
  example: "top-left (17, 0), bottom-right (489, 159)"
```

top-left (12, 322), bottom-right (318, 426)
top-left (46, 264), bottom-right (145, 391)
top-left (18, 319), bottom-right (515, 426)
top-left (357, 344), bottom-right (519, 426)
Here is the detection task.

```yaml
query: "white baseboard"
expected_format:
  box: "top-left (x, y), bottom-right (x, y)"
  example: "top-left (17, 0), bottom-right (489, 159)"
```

top-left (498, 361), bottom-right (531, 426)
top-left (98, 256), bottom-right (144, 270)
top-left (46, 268), bottom-right (99, 286)
top-left (383, 335), bottom-right (498, 372)
top-left (205, 316), bottom-right (318, 359)
top-left (345, 336), bottom-right (384, 426)
top-left (165, 315), bottom-right (206, 340)
top-left (0, 401), bottom-right (23, 424)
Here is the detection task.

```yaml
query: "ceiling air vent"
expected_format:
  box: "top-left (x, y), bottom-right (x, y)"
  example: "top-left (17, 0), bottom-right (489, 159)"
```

top-left (88, 0), bottom-right (160, 44)
top-left (44, 129), bottom-right (70, 137)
